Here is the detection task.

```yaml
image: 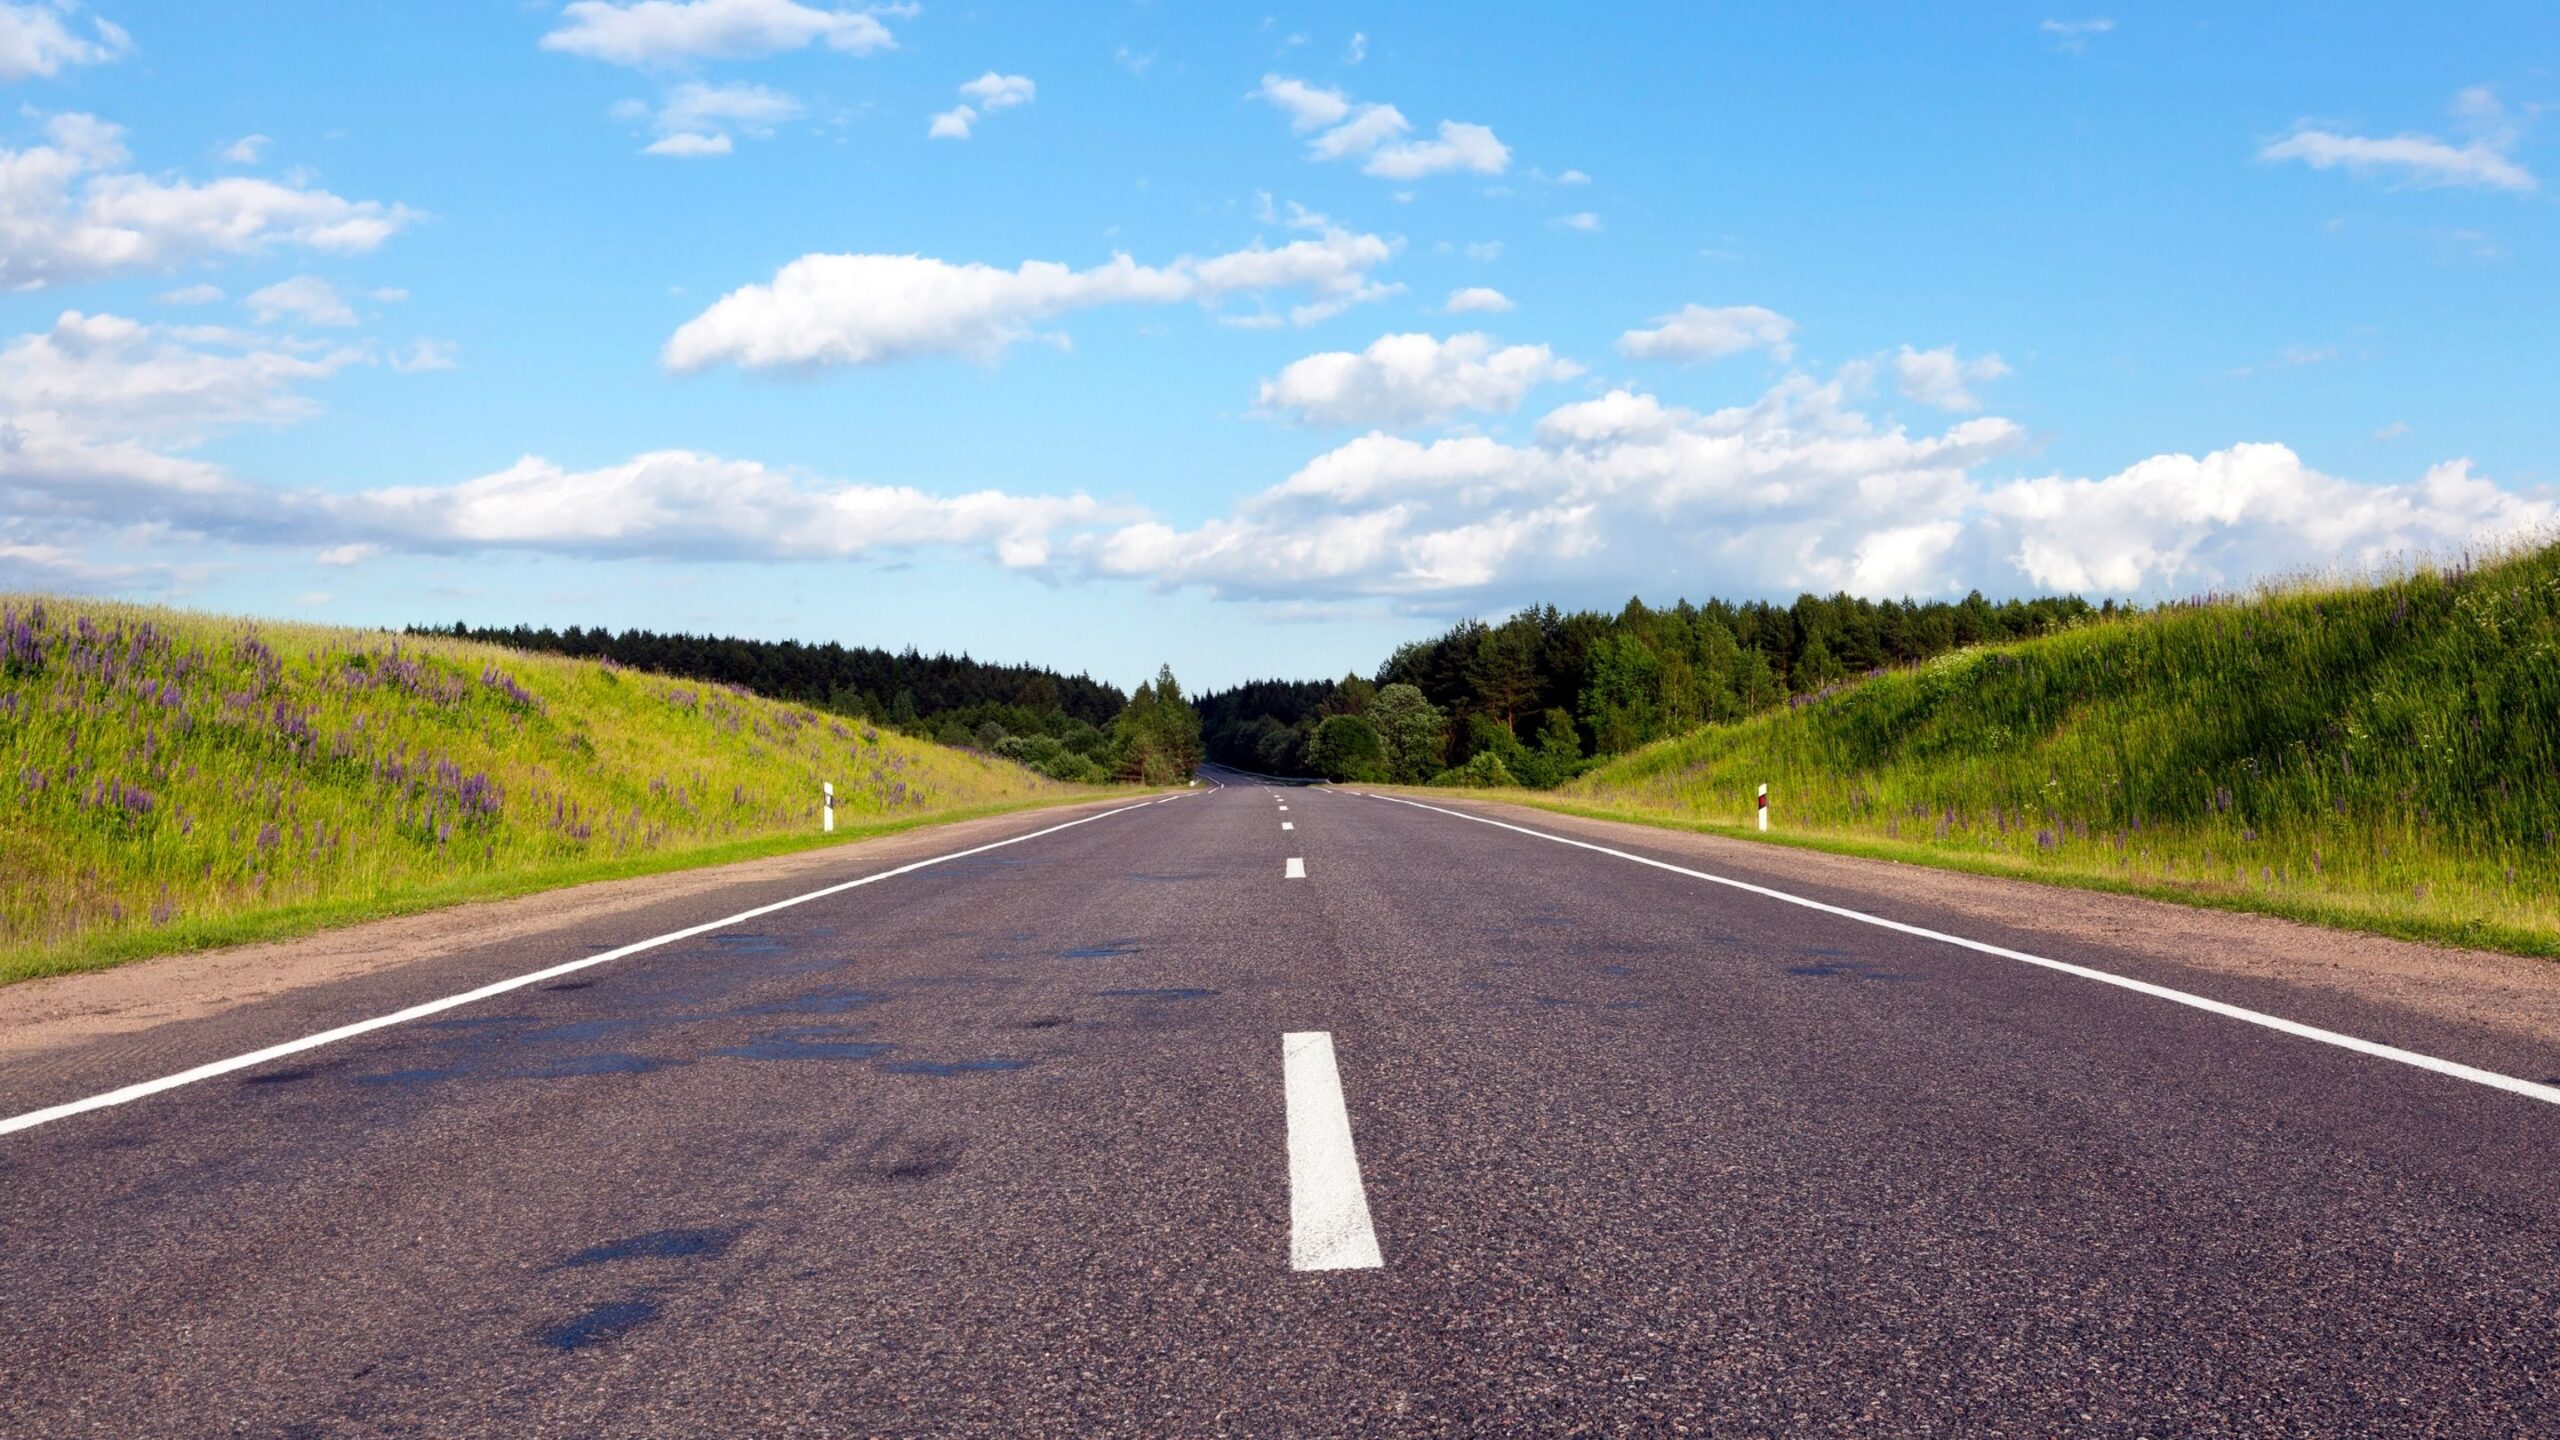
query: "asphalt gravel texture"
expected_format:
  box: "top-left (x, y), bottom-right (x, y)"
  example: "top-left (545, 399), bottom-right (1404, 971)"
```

top-left (6, 767), bottom-right (2560, 1436)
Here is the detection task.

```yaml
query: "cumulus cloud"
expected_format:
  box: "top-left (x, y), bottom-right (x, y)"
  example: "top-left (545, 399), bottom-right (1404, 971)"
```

top-left (1617, 303), bottom-right (1795, 363)
top-left (664, 227), bottom-right (1401, 370)
top-left (1984, 446), bottom-right (2549, 593)
top-left (1892, 344), bottom-right (2011, 412)
top-left (0, 308), bottom-right (1131, 578)
top-left (929, 72), bottom-right (1033, 140)
top-left (0, 113), bottom-right (417, 290)
top-left (2261, 85), bottom-right (2536, 193)
top-left (1444, 286), bottom-right (1513, 314)
top-left (541, 0), bottom-right (898, 67)
top-left (0, 310), bottom-right (363, 448)
top-left (1251, 73), bottom-right (1510, 179)
top-left (244, 275), bottom-right (357, 328)
top-left (1550, 211), bottom-right (1600, 232)
top-left (219, 134), bottom-right (270, 164)
top-left (0, 1), bottom-right (130, 80)
top-left (645, 130), bottom-right (732, 156)
top-left (1255, 332), bottom-right (1582, 428)
top-left (1078, 374), bottom-right (2554, 607)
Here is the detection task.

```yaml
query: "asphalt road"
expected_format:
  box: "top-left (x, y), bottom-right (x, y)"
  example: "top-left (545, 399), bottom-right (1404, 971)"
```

top-left (8, 767), bottom-right (2560, 1435)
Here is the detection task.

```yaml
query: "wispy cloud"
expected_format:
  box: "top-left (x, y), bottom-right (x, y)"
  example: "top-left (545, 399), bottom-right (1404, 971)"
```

top-left (2261, 85), bottom-right (2536, 193)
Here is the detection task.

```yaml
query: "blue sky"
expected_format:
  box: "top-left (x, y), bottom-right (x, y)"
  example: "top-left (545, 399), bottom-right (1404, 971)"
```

top-left (1, 1), bottom-right (2553, 691)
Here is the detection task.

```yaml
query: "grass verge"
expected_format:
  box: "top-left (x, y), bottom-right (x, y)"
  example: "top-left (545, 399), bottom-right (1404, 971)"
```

top-left (1, 595), bottom-right (1122, 984)
top-left (1405, 787), bottom-right (2560, 960)
top-left (0, 791), bottom-right (1134, 986)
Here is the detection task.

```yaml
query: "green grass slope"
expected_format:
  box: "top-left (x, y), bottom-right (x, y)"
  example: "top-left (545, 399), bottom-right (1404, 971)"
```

top-left (0, 596), bottom-right (1093, 982)
top-left (1553, 540), bottom-right (2560, 953)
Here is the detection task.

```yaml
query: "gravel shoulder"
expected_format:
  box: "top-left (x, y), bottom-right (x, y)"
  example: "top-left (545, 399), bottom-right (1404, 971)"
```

top-left (1424, 791), bottom-right (2560, 1054)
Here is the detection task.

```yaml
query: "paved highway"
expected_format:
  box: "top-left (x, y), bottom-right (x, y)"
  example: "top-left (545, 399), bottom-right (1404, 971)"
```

top-left (6, 768), bottom-right (2560, 1435)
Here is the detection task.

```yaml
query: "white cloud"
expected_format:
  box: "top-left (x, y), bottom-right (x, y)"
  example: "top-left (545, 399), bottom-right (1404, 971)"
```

top-left (0, 309), bottom-right (1128, 578)
top-left (1892, 344), bottom-right (2011, 412)
top-left (1252, 73), bottom-right (1510, 179)
top-left (1617, 303), bottom-right (1795, 363)
top-left (1462, 240), bottom-right (1502, 262)
top-left (1255, 332), bottom-right (1582, 428)
top-left (1366, 121), bottom-right (1509, 181)
top-left (1550, 210), bottom-right (1600, 232)
top-left (370, 286), bottom-right (408, 303)
top-left (1444, 285), bottom-right (1513, 314)
top-left (1552, 168), bottom-right (1590, 184)
top-left (2375, 421), bottom-right (2410, 442)
top-left (958, 71), bottom-right (1033, 109)
top-left (2039, 18), bottom-right (2113, 52)
top-left (244, 275), bottom-right (357, 328)
top-left (2261, 86), bottom-right (2536, 193)
top-left (1984, 447), bottom-right (2550, 594)
top-left (1078, 372), bottom-right (2554, 607)
top-left (1344, 31), bottom-right (1365, 64)
top-left (930, 73), bottom-right (1032, 140)
top-left (0, 1), bottom-right (130, 80)
top-left (633, 79), bottom-right (803, 154)
top-left (0, 310), bottom-right (362, 446)
top-left (156, 283), bottom-right (223, 305)
top-left (220, 134), bottom-right (270, 164)
top-left (0, 113), bottom-right (417, 290)
top-left (645, 130), bottom-right (734, 156)
top-left (664, 227), bottom-right (1401, 370)
top-left (541, 0), bottom-right (898, 67)
top-left (1112, 45), bottom-right (1153, 77)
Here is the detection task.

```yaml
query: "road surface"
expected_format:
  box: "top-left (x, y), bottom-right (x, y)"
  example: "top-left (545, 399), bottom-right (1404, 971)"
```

top-left (6, 766), bottom-right (2559, 1435)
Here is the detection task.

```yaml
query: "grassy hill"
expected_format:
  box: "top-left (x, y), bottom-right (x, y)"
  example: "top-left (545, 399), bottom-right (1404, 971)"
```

top-left (1545, 540), bottom-right (2560, 953)
top-left (0, 597), bottom-right (1094, 982)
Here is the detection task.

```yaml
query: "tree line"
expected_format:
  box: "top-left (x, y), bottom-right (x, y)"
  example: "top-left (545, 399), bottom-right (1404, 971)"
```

top-left (1197, 589), bottom-right (2120, 787)
top-left (415, 622), bottom-right (1199, 786)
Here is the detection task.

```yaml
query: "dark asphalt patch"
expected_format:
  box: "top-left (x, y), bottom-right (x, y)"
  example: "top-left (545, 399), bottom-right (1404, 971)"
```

top-left (513, 1053), bottom-right (679, 1078)
top-left (1060, 941), bottom-right (1141, 959)
top-left (539, 1300), bottom-right (659, 1351)
top-left (240, 1068), bottom-right (315, 1086)
top-left (557, 1228), bottom-right (739, 1269)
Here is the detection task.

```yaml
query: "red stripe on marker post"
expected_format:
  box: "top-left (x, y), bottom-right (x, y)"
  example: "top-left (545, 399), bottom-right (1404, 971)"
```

top-left (1756, 782), bottom-right (1769, 832)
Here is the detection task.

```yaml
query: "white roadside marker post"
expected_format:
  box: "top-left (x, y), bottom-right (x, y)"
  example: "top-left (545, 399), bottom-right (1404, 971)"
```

top-left (823, 781), bottom-right (835, 834)
top-left (1757, 782), bottom-right (1769, 832)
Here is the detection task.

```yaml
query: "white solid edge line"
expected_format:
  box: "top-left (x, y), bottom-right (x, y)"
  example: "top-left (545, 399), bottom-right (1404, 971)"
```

top-left (0, 797), bottom-right (1173, 1139)
top-left (1283, 1031), bottom-right (1384, 1271)
top-left (1285, 857), bottom-right (1307, 879)
top-left (1371, 793), bottom-right (2560, 1110)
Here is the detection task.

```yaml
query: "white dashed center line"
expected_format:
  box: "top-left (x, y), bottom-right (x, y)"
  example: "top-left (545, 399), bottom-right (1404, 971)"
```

top-left (1285, 857), bottom-right (1307, 879)
top-left (1282, 1031), bottom-right (1384, 1272)
top-left (1282, 822), bottom-right (1294, 830)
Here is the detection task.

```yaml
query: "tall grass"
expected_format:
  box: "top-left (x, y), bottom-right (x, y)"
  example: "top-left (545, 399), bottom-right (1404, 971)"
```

top-left (1560, 541), bottom-right (2560, 951)
top-left (0, 596), bottom-right (1089, 980)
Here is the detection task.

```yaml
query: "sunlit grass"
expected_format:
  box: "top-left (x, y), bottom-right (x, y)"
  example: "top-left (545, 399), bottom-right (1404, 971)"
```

top-left (0, 596), bottom-right (1092, 980)
top-left (1552, 541), bottom-right (2560, 953)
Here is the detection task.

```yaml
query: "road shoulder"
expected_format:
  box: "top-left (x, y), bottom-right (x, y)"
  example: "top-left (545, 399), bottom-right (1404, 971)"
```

top-left (0, 794), bottom-right (1155, 1064)
top-left (1398, 790), bottom-right (2560, 1054)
